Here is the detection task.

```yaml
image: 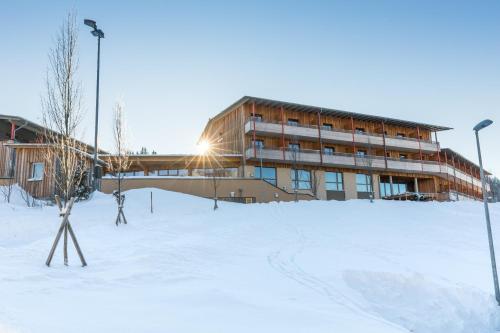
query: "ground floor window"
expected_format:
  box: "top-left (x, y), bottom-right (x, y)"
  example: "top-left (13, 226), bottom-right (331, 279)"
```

top-left (325, 172), bottom-right (343, 191)
top-left (291, 169), bottom-right (311, 190)
top-left (157, 169), bottom-right (188, 176)
top-left (254, 166), bottom-right (277, 186)
top-left (356, 173), bottom-right (372, 192)
top-left (192, 168), bottom-right (238, 178)
top-left (380, 180), bottom-right (408, 197)
top-left (29, 162), bottom-right (44, 181)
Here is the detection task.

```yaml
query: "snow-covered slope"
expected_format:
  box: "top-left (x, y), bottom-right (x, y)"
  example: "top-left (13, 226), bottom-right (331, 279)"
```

top-left (1, 188), bottom-right (500, 333)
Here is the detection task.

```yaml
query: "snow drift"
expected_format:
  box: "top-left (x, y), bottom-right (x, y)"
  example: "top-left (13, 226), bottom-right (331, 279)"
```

top-left (0, 187), bottom-right (499, 333)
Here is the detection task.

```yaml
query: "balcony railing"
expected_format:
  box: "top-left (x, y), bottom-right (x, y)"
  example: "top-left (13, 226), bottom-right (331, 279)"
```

top-left (244, 118), bottom-right (439, 153)
top-left (245, 146), bottom-right (483, 185)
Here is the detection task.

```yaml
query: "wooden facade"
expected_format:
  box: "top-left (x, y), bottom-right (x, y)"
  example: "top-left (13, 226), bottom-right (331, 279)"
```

top-left (198, 96), bottom-right (487, 201)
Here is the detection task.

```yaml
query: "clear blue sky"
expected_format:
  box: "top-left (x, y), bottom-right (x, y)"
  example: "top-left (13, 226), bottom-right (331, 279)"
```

top-left (1, 0), bottom-right (499, 175)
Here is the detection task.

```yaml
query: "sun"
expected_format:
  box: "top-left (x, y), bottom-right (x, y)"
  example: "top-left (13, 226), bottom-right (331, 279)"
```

top-left (196, 140), bottom-right (211, 155)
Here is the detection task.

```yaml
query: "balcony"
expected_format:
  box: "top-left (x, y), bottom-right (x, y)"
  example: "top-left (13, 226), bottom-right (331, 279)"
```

top-left (244, 119), bottom-right (439, 153)
top-left (245, 147), bottom-right (482, 185)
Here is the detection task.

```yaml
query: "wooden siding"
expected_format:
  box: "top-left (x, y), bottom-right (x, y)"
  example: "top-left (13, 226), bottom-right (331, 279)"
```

top-left (0, 141), bottom-right (14, 178)
top-left (14, 147), bottom-right (55, 198)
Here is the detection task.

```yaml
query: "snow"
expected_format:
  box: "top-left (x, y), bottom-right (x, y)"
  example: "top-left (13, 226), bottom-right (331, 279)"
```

top-left (1, 187), bottom-right (500, 333)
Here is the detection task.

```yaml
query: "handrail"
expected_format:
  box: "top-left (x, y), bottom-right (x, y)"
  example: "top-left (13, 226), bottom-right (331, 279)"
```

top-left (246, 117), bottom-right (434, 144)
top-left (246, 146), bottom-right (482, 183)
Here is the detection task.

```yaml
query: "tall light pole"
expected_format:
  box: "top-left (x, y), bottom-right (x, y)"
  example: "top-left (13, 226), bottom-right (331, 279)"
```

top-left (473, 119), bottom-right (499, 305)
top-left (84, 19), bottom-right (105, 191)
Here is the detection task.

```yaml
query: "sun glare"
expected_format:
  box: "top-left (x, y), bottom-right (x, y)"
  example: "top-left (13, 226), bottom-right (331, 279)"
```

top-left (196, 140), bottom-right (211, 155)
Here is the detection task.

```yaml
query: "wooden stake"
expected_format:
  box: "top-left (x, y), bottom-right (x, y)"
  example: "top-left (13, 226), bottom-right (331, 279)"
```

top-left (46, 196), bottom-right (86, 267)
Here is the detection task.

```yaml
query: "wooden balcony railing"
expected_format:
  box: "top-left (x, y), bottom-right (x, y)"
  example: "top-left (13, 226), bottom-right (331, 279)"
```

top-left (244, 118), bottom-right (439, 153)
top-left (245, 146), bottom-right (483, 186)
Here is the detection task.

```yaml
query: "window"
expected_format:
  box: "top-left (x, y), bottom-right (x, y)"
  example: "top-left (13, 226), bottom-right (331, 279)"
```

top-left (399, 154), bottom-right (407, 160)
top-left (355, 127), bottom-right (366, 134)
top-left (322, 123), bottom-right (333, 130)
top-left (30, 162), bottom-right (44, 181)
top-left (288, 143), bottom-right (300, 151)
top-left (356, 174), bottom-right (372, 192)
top-left (252, 114), bottom-right (263, 122)
top-left (356, 149), bottom-right (367, 156)
top-left (287, 119), bottom-right (299, 126)
top-left (323, 146), bottom-right (335, 155)
top-left (253, 140), bottom-right (264, 149)
top-left (192, 168), bottom-right (237, 178)
top-left (325, 172), bottom-right (343, 191)
top-left (255, 167), bottom-right (277, 186)
top-left (291, 169), bottom-right (311, 190)
top-left (158, 169), bottom-right (188, 176)
top-left (396, 132), bottom-right (406, 138)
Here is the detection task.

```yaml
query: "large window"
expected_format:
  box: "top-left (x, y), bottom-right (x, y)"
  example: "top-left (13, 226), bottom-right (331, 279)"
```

top-left (356, 174), bottom-right (372, 192)
top-left (253, 140), bottom-right (264, 149)
top-left (30, 162), bottom-right (44, 181)
top-left (291, 169), bottom-right (311, 190)
top-left (323, 146), bottom-right (335, 155)
top-left (380, 181), bottom-right (408, 197)
top-left (325, 172), bottom-right (343, 191)
top-left (252, 114), bottom-right (263, 122)
top-left (192, 168), bottom-right (238, 178)
top-left (158, 169), bottom-right (188, 176)
top-left (254, 166), bottom-right (277, 186)
top-left (322, 123), bottom-right (333, 131)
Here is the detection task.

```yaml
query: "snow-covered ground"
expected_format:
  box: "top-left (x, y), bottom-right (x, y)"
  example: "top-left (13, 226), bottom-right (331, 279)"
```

top-left (1, 187), bottom-right (500, 333)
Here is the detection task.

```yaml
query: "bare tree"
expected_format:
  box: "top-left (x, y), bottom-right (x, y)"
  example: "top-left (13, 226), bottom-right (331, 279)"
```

top-left (0, 178), bottom-right (14, 203)
top-left (43, 12), bottom-right (87, 267)
top-left (108, 101), bottom-right (131, 225)
top-left (212, 168), bottom-right (222, 210)
top-left (42, 11), bottom-right (87, 203)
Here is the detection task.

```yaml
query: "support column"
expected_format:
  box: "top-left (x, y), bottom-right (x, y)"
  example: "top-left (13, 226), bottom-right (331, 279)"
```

top-left (317, 110), bottom-right (323, 165)
top-left (444, 150), bottom-right (451, 197)
top-left (414, 177), bottom-right (419, 193)
top-left (416, 126), bottom-right (423, 171)
top-left (451, 154), bottom-right (458, 200)
top-left (434, 132), bottom-right (441, 165)
top-left (252, 102), bottom-right (257, 158)
top-left (10, 122), bottom-right (15, 140)
top-left (381, 121), bottom-right (388, 169)
top-left (350, 117), bottom-right (356, 154)
top-left (280, 106), bottom-right (285, 161)
top-left (389, 175), bottom-right (394, 196)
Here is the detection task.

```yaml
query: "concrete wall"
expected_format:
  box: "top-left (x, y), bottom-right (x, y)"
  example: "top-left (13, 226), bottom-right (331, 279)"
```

top-left (344, 172), bottom-right (358, 200)
top-left (372, 174), bottom-right (380, 199)
top-left (100, 177), bottom-right (314, 203)
top-left (314, 170), bottom-right (327, 200)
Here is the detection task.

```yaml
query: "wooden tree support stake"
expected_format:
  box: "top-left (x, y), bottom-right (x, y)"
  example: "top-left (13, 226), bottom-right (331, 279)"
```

top-left (115, 194), bottom-right (128, 226)
top-left (46, 195), bottom-right (87, 267)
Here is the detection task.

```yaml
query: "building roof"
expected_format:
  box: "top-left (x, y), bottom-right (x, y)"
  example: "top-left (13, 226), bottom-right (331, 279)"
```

top-left (0, 114), bottom-right (106, 154)
top-left (441, 148), bottom-right (491, 175)
top-left (207, 96), bottom-right (453, 132)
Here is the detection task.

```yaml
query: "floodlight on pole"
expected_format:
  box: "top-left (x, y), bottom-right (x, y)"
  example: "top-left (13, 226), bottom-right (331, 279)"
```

top-left (84, 18), bottom-right (105, 191)
top-left (473, 119), bottom-right (499, 305)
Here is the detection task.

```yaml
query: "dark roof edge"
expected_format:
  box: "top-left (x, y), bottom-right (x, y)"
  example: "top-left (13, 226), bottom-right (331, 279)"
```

top-left (0, 114), bottom-right (107, 154)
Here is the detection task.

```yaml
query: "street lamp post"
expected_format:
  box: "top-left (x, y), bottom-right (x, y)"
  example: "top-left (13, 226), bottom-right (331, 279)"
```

top-left (473, 119), bottom-right (499, 305)
top-left (84, 19), bottom-right (105, 191)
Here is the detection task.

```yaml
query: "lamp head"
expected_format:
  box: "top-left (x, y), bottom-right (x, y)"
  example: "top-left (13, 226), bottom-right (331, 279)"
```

top-left (473, 119), bottom-right (493, 132)
top-left (84, 19), bottom-right (97, 29)
top-left (91, 29), bottom-right (105, 38)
